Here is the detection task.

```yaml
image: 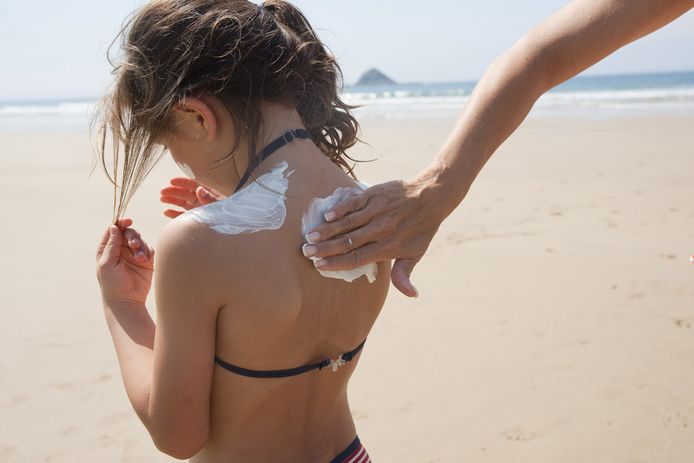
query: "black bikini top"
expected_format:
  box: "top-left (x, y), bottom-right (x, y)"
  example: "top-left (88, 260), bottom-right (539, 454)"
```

top-left (215, 340), bottom-right (366, 378)
top-left (216, 128), bottom-right (367, 378)
top-left (233, 128), bottom-right (312, 193)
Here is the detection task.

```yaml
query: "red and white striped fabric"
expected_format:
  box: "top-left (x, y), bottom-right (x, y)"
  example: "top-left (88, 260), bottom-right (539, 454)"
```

top-left (339, 441), bottom-right (371, 463)
top-left (330, 437), bottom-right (371, 463)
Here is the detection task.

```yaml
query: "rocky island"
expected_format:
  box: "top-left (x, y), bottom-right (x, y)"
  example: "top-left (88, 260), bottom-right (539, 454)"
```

top-left (355, 68), bottom-right (396, 86)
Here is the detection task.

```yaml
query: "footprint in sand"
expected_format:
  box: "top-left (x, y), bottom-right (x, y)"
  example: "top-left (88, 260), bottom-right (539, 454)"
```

top-left (0, 445), bottom-right (17, 458)
top-left (673, 319), bottom-right (692, 329)
top-left (46, 373), bottom-right (111, 391)
top-left (100, 411), bottom-right (132, 426)
top-left (502, 427), bottom-right (537, 442)
top-left (10, 393), bottom-right (32, 407)
top-left (658, 253), bottom-right (677, 260)
top-left (663, 411), bottom-right (690, 429)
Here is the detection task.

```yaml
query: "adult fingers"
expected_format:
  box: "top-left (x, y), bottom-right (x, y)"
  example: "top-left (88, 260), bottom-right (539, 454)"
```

top-left (302, 220), bottom-right (381, 259)
top-left (305, 207), bottom-right (374, 245)
top-left (390, 258), bottom-right (420, 298)
top-left (314, 242), bottom-right (388, 272)
top-left (322, 190), bottom-right (371, 223)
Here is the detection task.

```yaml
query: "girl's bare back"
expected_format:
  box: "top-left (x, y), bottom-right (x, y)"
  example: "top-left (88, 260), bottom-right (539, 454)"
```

top-left (182, 142), bottom-right (390, 462)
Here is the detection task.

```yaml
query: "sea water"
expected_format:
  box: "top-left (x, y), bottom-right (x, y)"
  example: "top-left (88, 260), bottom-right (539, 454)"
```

top-left (2, 71), bottom-right (694, 133)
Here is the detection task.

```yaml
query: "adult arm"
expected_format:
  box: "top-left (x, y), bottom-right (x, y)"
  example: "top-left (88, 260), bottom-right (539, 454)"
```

top-left (304, 0), bottom-right (694, 297)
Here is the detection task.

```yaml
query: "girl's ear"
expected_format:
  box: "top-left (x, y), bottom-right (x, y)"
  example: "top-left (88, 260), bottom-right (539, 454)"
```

top-left (172, 97), bottom-right (218, 141)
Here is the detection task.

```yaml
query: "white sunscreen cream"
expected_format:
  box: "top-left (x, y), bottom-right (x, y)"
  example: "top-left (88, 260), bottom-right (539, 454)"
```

top-left (301, 186), bottom-right (378, 283)
top-left (176, 161), bottom-right (196, 179)
top-left (180, 161), bottom-right (293, 235)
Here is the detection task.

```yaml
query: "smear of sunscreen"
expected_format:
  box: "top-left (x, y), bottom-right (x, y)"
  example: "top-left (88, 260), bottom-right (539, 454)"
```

top-left (301, 186), bottom-right (378, 283)
top-left (180, 161), bottom-right (293, 235)
top-left (176, 161), bottom-right (195, 179)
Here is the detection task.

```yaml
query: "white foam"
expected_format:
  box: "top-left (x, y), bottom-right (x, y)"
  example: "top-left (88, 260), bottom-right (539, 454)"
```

top-left (180, 161), bottom-right (292, 235)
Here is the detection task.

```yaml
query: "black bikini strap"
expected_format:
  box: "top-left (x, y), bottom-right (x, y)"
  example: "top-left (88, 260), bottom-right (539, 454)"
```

top-left (214, 339), bottom-right (367, 379)
top-left (234, 128), bottom-right (312, 193)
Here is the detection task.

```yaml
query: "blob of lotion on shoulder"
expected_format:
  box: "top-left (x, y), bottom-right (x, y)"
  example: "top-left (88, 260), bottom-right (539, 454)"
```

top-left (179, 161), bottom-right (293, 235)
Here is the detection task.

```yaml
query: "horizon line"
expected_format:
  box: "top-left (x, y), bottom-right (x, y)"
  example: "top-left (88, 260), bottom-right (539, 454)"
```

top-left (2, 68), bottom-right (694, 105)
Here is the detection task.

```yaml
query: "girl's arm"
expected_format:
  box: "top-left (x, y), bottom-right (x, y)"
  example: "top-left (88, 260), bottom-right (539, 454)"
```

top-left (304, 0), bottom-right (694, 297)
top-left (97, 219), bottom-right (219, 460)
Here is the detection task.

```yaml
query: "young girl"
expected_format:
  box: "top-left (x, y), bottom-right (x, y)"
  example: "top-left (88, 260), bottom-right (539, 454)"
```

top-left (94, 1), bottom-right (389, 461)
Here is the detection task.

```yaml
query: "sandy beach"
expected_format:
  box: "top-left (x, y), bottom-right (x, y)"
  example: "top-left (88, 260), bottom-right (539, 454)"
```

top-left (1, 114), bottom-right (693, 462)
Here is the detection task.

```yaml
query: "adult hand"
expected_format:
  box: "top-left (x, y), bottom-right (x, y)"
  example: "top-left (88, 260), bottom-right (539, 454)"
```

top-left (160, 177), bottom-right (224, 218)
top-left (96, 218), bottom-right (155, 306)
top-left (303, 178), bottom-right (452, 298)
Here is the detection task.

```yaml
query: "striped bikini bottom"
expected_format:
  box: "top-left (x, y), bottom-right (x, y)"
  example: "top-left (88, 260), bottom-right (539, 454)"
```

top-left (330, 436), bottom-right (371, 463)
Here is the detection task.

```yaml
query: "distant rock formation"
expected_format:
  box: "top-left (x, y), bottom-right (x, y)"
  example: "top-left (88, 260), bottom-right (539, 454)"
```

top-left (355, 68), bottom-right (396, 86)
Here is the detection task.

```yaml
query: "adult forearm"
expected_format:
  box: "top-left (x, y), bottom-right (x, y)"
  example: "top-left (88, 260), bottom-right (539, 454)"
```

top-left (103, 301), bottom-right (155, 423)
top-left (423, 0), bottom-right (694, 218)
top-left (424, 40), bottom-right (549, 217)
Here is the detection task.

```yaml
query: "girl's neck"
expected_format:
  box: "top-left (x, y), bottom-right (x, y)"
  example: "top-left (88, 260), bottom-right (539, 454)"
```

top-left (224, 103), bottom-right (307, 195)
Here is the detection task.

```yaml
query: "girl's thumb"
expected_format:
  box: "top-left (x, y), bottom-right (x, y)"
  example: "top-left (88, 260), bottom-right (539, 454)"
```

top-left (101, 225), bottom-right (123, 265)
top-left (196, 186), bottom-right (216, 205)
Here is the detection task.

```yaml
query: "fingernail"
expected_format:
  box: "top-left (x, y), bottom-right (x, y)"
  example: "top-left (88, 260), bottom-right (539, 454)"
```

top-left (324, 212), bottom-right (337, 222)
top-left (315, 259), bottom-right (327, 269)
top-left (306, 232), bottom-right (320, 243)
top-left (302, 244), bottom-right (317, 257)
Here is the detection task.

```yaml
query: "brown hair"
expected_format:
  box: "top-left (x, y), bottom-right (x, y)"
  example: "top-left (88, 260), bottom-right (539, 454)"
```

top-left (94, 0), bottom-right (361, 221)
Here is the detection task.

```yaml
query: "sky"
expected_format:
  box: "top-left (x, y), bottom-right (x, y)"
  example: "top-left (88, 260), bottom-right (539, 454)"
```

top-left (0, 0), bottom-right (693, 101)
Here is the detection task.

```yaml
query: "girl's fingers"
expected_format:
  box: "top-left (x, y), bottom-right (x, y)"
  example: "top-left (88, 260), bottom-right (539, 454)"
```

top-left (115, 217), bottom-right (133, 228)
top-left (196, 186), bottom-right (219, 205)
top-left (96, 227), bottom-right (112, 261)
top-left (99, 226), bottom-right (124, 267)
top-left (169, 177), bottom-right (200, 190)
top-left (123, 228), bottom-right (142, 249)
top-left (97, 218), bottom-right (132, 260)
top-left (161, 186), bottom-right (197, 203)
top-left (164, 209), bottom-right (184, 219)
top-left (160, 196), bottom-right (194, 210)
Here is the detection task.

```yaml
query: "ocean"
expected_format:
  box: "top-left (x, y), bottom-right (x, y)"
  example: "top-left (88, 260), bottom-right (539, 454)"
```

top-left (1, 71), bottom-right (693, 133)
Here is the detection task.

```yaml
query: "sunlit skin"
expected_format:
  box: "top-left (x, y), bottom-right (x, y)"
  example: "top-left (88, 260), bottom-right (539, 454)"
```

top-left (160, 0), bottom-right (694, 298)
top-left (97, 98), bottom-right (391, 460)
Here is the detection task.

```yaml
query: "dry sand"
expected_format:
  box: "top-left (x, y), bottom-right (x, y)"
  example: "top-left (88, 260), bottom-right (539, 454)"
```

top-left (1, 115), bottom-right (693, 462)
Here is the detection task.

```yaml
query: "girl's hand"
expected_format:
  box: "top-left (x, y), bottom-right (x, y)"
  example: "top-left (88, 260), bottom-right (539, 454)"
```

top-left (160, 177), bottom-right (224, 218)
top-left (96, 218), bottom-right (155, 306)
